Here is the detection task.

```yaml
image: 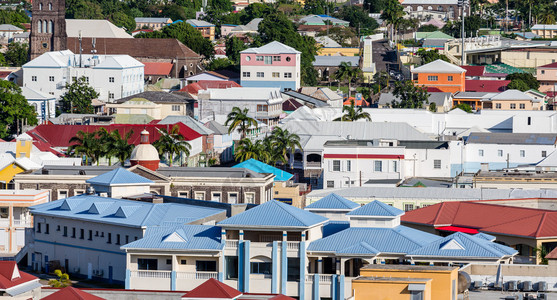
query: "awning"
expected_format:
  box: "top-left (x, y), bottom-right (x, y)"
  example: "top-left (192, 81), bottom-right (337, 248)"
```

top-left (408, 283), bottom-right (426, 291)
top-left (6, 281), bottom-right (42, 296)
top-left (436, 226), bottom-right (479, 234)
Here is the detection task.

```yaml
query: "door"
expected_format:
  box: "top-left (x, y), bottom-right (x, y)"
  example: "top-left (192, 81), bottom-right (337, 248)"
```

top-left (108, 266), bottom-right (113, 284)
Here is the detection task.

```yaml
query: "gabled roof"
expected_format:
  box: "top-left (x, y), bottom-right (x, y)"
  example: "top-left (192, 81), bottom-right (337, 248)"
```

top-left (179, 80), bottom-right (241, 95)
top-left (347, 200), bottom-right (404, 217)
top-left (66, 19), bottom-right (132, 39)
top-left (21, 86), bottom-right (56, 100)
top-left (122, 225), bottom-right (224, 251)
top-left (489, 89), bottom-right (534, 101)
top-left (86, 168), bottom-right (153, 186)
top-left (182, 278), bottom-right (242, 299)
top-left (115, 91), bottom-right (192, 104)
top-left (539, 62), bottom-right (557, 69)
top-left (461, 66), bottom-right (485, 77)
top-left (305, 193), bottom-right (360, 210)
top-left (42, 287), bottom-right (106, 300)
top-left (241, 41), bottom-right (301, 55)
top-left (401, 201), bottom-right (557, 238)
top-left (218, 200), bottom-right (328, 229)
top-left (157, 116), bottom-right (214, 135)
top-left (415, 31), bottom-right (453, 40)
top-left (143, 62), bottom-right (173, 76)
top-left (232, 159), bottom-right (293, 181)
top-left (412, 59), bottom-right (466, 74)
top-left (474, 232), bottom-right (496, 242)
top-left (0, 261), bottom-right (39, 291)
top-left (466, 132), bottom-right (557, 145)
top-left (186, 19), bottom-right (215, 27)
top-left (408, 232), bottom-right (517, 258)
top-left (0, 24), bottom-right (23, 31)
top-left (465, 80), bottom-right (510, 92)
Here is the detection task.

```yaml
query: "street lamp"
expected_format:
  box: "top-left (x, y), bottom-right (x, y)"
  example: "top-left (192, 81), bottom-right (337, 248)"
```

top-left (458, 0), bottom-right (469, 65)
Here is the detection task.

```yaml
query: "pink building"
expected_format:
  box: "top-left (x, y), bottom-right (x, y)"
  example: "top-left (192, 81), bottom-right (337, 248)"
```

top-left (537, 62), bottom-right (557, 93)
top-left (240, 41), bottom-right (301, 91)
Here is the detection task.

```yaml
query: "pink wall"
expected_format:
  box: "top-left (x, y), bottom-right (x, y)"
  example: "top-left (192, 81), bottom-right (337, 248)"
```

top-left (240, 53), bottom-right (298, 66)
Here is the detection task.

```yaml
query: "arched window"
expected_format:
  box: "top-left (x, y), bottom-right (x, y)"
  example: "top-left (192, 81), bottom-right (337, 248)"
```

top-left (49, 20), bottom-right (53, 33)
top-left (417, 6), bottom-right (423, 11)
top-left (39, 3), bottom-right (43, 10)
top-left (407, 6), bottom-right (413, 12)
top-left (438, 6), bottom-right (443, 11)
top-left (43, 20), bottom-right (48, 33)
top-left (37, 20), bottom-right (42, 33)
top-left (48, 3), bottom-right (52, 10)
top-left (427, 6), bottom-right (433, 10)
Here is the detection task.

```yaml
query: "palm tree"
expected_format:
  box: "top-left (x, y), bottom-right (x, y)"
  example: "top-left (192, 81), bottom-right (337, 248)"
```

top-left (334, 62), bottom-right (362, 98)
top-left (380, 0), bottom-right (405, 44)
top-left (225, 107), bottom-right (258, 140)
top-left (67, 130), bottom-right (99, 165)
top-left (269, 127), bottom-right (301, 168)
top-left (334, 100), bottom-right (372, 122)
top-left (153, 125), bottom-right (192, 167)
top-left (234, 138), bottom-right (267, 162)
top-left (538, 7), bottom-right (556, 25)
top-left (97, 127), bottom-right (117, 165)
top-left (109, 129), bottom-right (135, 165)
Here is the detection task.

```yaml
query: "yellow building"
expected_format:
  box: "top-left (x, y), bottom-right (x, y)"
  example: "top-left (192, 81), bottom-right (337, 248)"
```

top-left (318, 47), bottom-right (360, 56)
top-left (354, 265), bottom-right (459, 300)
top-left (0, 137), bottom-right (40, 188)
top-left (106, 91), bottom-right (193, 123)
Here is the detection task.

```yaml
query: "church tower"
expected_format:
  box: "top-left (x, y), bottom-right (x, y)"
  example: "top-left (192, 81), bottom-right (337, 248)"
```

top-left (29, 0), bottom-right (67, 59)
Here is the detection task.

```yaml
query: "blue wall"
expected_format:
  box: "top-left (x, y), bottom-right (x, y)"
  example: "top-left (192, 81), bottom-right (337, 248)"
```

top-left (240, 80), bottom-right (297, 91)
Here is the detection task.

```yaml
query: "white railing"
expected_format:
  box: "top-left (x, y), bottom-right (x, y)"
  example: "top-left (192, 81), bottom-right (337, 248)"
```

top-left (306, 162), bottom-right (322, 168)
top-left (305, 274), bottom-right (333, 283)
top-left (176, 272), bottom-right (218, 280)
top-left (286, 242), bottom-right (299, 250)
top-left (13, 220), bottom-right (31, 227)
top-left (226, 240), bottom-right (239, 248)
top-left (130, 270), bottom-right (171, 278)
top-left (0, 219), bottom-right (9, 227)
top-left (252, 242), bottom-right (273, 248)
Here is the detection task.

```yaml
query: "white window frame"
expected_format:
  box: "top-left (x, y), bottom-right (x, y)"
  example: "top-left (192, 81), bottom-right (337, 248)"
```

top-left (211, 192), bottom-right (222, 202)
top-left (374, 161), bottom-right (382, 172)
top-left (244, 192), bottom-right (255, 204)
top-left (326, 181), bottom-right (335, 188)
top-left (57, 189), bottom-right (69, 199)
top-left (478, 149), bottom-right (484, 157)
top-left (228, 192), bottom-right (238, 204)
top-left (178, 191), bottom-right (189, 198)
top-left (74, 189), bottom-right (85, 195)
top-left (433, 159), bottom-right (441, 169)
top-left (332, 160), bottom-right (341, 172)
top-left (194, 191), bottom-right (205, 200)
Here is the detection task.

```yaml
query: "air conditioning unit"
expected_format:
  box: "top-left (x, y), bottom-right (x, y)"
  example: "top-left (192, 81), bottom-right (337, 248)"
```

top-left (521, 281), bottom-right (532, 292)
top-left (473, 281), bottom-right (482, 289)
top-left (506, 280), bottom-right (517, 291)
top-left (536, 281), bottom-right (548, 292)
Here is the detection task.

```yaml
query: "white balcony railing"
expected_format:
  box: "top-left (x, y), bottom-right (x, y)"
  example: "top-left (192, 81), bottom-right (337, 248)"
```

top-left (13, 219), bottom-right (31, 227)
top-left (287, 242), bottom-right (299, 250)
top-left (0, 219), bottom-right (9, 227)
top-left (305, 274), bottom-right (333, 283)
top-left (130, 270), bottom-right (171, 278)
top-left (306, 162), bottom-right (322, 168)
top-left (176, 272), bottom-right (218, 280)
top-left (225, 240), bottom-right (239, 248)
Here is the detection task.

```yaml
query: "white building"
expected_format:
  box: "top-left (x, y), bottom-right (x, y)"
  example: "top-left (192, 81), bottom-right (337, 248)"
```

top-left (21, 86), bottom-right (56, 124)
top-left (197, 87), bottom-right (284, 126)
top-left (22, 50), bottom-right (144, 103)
top-left (240, 41), bottom-right (301, 91)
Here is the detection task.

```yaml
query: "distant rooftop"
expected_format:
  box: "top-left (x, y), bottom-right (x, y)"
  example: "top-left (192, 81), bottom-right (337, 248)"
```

top-left (157, 167), bottom-right (268, 179)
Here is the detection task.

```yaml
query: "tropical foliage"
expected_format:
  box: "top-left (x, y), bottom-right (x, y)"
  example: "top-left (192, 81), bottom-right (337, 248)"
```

top-left (226, 107), bottom-right (258, 139)
top-left (48, 270), bottom-right (71, 288)
top-left (234, 128), bottom-right (301, 167)
top-left (153, 125), bottom-right (191, 166)
top-left (391, 81), bottom-right (430, 109)
top-left (334, 62), bottom-right (362, 98)
top-left (334, 101), bottom-right (371, 122)
top-left (66, 128), bottom-right (135, 165)
top-left (0, 80), bottom-right (37, 139)
top-left (60, 76), bottom-right (99, 114)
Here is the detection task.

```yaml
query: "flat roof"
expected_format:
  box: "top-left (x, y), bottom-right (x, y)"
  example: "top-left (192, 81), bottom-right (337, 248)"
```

top-left (354, 276), bottom-right (432, 283)
top-left (361, 265), bottom-right (457, 271)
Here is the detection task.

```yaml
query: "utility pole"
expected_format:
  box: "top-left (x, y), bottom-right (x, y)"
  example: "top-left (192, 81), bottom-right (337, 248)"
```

top-left (459, 0), bottom-right (468, 65)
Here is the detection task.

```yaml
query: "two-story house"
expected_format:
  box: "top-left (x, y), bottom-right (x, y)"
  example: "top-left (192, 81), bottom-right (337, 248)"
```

top-left (240, 42), bottom-right (301, 91)
top-left (412, 59), bottom-right (466, 93)
top-left (186, 19), bottom-right (215, 41)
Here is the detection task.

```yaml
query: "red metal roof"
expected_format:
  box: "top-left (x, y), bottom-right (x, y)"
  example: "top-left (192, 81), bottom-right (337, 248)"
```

top-left (42, 287), bottom-right (106, 300)
top-left (179, 80), bottom-right (241, 95)
top-left (436, 226), bottom-right (479, 234)
top-left (143, 62), bottom-right (174, 76)
top-left (540, 62), bottom-right (557, 69)
top-left (546, 247), bottom-right (557, 259)
top-left (465, 80), bottom-right (510, 92)
top-left (402, 201), bottom-right (557, 238)
top-left (344, 98), bottom-right (369, 106)
top-left (25, 123), bottom-right (203, 148)
top-left (182, 278), bottom-right (242, 299)
top-left (0, 71), bottom-right (12, 78)
top-left (0, 262), bottom-right (38, 290)
top-left (461, 66), bottom-right (485, 77)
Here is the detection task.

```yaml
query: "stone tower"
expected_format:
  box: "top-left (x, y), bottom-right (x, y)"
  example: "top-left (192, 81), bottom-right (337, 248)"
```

top-left (29, 0), bottom-right (67, 59)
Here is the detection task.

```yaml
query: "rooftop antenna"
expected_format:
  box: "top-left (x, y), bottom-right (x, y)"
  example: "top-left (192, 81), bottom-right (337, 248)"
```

top-left (79, 30), bottom-right (83, 68)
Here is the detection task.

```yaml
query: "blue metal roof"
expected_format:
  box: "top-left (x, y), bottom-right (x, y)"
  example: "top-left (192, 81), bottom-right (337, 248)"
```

top-left (232, 159), bottom-right (293, 182)
top-left (305, 193), bottom-right (359, 210)
top-left (218, 200), bottom-right (327, 229)
top-left (308, 226), bottom-right (439, 255)
top-left (30, 195), bottom-right (224, 228)
top-left (322, 221), bottom-right (350, 237)
top-left (86, 168), bottom-right (153, 186)
top-left (408, 232), bottom-right (517, 258)
top-left (474, 232), bottom-right (496, 242)
top-left (347, 200), bottom-right (404, 217)
top-left (121, 225), bottom-right (224, 251)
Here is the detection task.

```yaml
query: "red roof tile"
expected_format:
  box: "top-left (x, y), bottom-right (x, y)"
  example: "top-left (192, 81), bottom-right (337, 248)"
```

top-left (540, 62), bottom-right (557, 69)
top-left (546, 247), bottom-right (557, 259)
top-left (465, 80), bottom-right (510, 92)
top-left (25, 123), bottom-right (203, 148)
top-left (461, 66), bottom-right (485, 77)
top-left (344, 98), bottom-right (369, 106)
top-left (179, 80), bottom-right (241, 95)
top-left (182, 278), bottom-right (242, 299)
top-left (0, 71), bottom-right (12, 78)
top-left (0, 261), bottom-right (38, 290)
top-left (42, 287), bottom-right (106, 300)
top-left (402, 201), bottom-right (557, 238)
top-left (143, 62), bottom-right (174, 76)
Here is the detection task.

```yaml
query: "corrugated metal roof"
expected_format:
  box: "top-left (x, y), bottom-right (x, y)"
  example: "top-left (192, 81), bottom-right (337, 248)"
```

top-left (312, 56), bottom-right (360, 67)
top-left (305, 193), bottom-right (360, 210)
top-left (218, 200), bottom-right (327, 228)
top-left (121, 225), bottom-right (223, 250)
top-left (408, 232), bottom-right (517, 258)
top-left (474, 232), bottom-right (496, 241)
top-left (86, 168), bottom-right (153, 186)
top-left (241, 41), bottom-right (300, 54)
top-left (347, 200), bottom-right (404, 217)
top-left (282, 90), bottom-right (329, 107)
top-left (30, 195), bottom-right (224, 227)
top-left (466, 132), bottom-right (557, 145)
top-left (412, 59), bottom-right (466, 74)
top-left (232, 159), bottom-right (292, 181)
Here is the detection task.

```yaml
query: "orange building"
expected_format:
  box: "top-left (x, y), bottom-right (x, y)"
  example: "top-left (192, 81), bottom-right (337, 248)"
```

top-left (412, 59), bottom-right (466, 93)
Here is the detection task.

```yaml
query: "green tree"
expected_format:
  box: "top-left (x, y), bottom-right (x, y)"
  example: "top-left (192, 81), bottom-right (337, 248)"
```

top-left (110, 11), bottom-right (136, 32)
top-left (4, 42), bottom-right (28, 67)
top-left (226, 107), bottom-right (258, 139)
top-left (507, 79), bottom-right (530, 91)
top-left (67, 0), bottom-right (103, 19)
top-left (417, 49), bottom-right (450, 65)
top-left (60, 77), bottom-right (99, 114)
top-left (337, 6), bottom-right (379, 35)
top-left (109, 129), bottom-right (135, 164)
top-left (392, 81), bottom-right (430, 108)
top-left (451, 103), bottom-right (473, 113)
top-left (418, 24), bottom-right (439, 32)
top-left (0, 80), bottom-right (38, 138)
top-left (48, 270), bottom-right (71, 288)
top-left (241, 3), bottom-right (275, 23)
top-left (153, 125), bottom-right (191, 166)
top-left (257, 12), bottom-right (318, 85)
top-left (0, 9), bottom-right (30, 26)
top-left (304, 0), bottom-right (332, 15)
top-left (317, 26), bottom-right (358, 47)
top-left (225, 36), bottom-right (248, 64)
top-left (429, 102), bottom-right (437, 112)
top-left (380, 0), bottom-right (405, 42)
top-left (206, 58), bottom-right (235, 71)
top-left (67, 130), bottom-right (99, 165)
top-left (334, 100), bottom-right (372, 121)
top-left (506, 73), bottom-right (539, 90)
top-left (234, 138), bottom-right (267, 162)
top-left (136, 22), bottom-right (214, 58)
top-left (334, 62), bottom-right (362, 98)
top-left (364, 0), bottom-right (387, 14)
top-left (269, 127), bottom-right (301, 167)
